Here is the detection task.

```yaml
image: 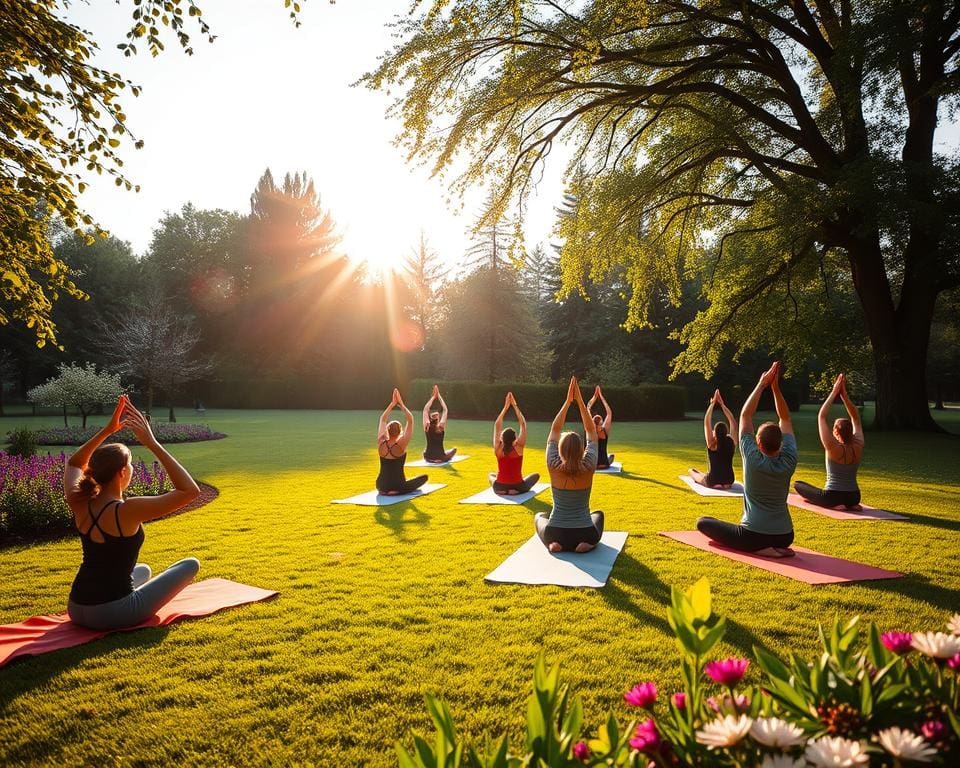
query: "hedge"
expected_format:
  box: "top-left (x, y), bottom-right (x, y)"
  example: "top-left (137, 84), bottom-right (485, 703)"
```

top-left (409, 380), bottom-right (686, 421)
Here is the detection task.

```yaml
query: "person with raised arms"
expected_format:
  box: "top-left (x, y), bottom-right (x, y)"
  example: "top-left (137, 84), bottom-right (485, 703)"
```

top-left (489, 391), bottom-right (540, 495)
top-left (688, 389), bottom-right (737, 489)
top-left (534, 376), bottom-right (604, 553)
top-left (586, 384), bottom-right (615, 469)
top-left (696, 362), bottom-right (797, 557)
top-left (65, 395), bottom-right (201, 630)
top-left (421, 384), bottom-right (457, 464)
top-left (376, 388), bottom-right (429, 495)
top-left (794, 373), bottom-right (864, 510)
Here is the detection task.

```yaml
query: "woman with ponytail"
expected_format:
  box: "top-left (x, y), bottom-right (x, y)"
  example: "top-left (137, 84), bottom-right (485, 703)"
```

top-left (489, 391), bottom-right (540, 495)
top-left (64, 395), bottom-right (201, 630)
top-left (534, 376), bottom-right (603, 553)
top-left (421, 384), bottom-right (457, 463)
top-left (689, 389), bottom-right (737, 489)
top-left (586, 385), bottom-right (615, 468)
top-left (794, 374), bottom-right (864, 510)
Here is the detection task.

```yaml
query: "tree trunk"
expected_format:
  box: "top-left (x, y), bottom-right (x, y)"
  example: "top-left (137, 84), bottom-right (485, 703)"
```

top-left (63, 404), bottom-right (68, 427)
top-left (169, 403), bottom-right (176, 422)
top-left (81, 409), bottom-right (88, 428)
top-left (935, 382), bottom-right (944, 411)
top-left (146, 384), bottom-right (154, 417)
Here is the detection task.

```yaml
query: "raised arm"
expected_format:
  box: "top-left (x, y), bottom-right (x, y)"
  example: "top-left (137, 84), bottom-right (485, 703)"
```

top-left (437, 392), bottom-right (449, 428)
top-left (818, 375), bottom-right (843, 451)
top-left (597, 388), bottom-right (613, 432)
top-left (587, 385), bottom-right (599, 412)
top-left (494, 393), bottom-right (511, 451)
top-left (548, 377), bottom-right (576, 443)
top-left (379, 389), bottom-right (399, 439)
top-left (704, 393), bottom-right (718, 450)
top-left (422, 390), bottom-right (436, 431)
top-left (770, 362), bottom-right (793, 436)
top-left (574, 378), bottom-right (598, 442)
top-left (513, 395), bottom-right (528, 447)
top-left (740, 362), bottom-right (777, 436)
top-left (64, 395), bottom-right (128, 501)
top-left (397, 393), bottom-right (415, 450)
top-left (719, 396), bottom-right (737, 444)
top-left (839, 376), bottom-right (863, 443)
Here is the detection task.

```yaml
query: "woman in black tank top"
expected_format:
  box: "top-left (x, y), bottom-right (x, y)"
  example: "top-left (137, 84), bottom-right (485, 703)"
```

top-left (64, 395), bottom-right (202, 630)
top-left (377, 388), bottom-right (428, 494)
top-left (586, 385), bottom-right (614, 468)
top-left (689, 389), bottom-right (737, 488)
top-left (421, 384), bottom-right (457, 463)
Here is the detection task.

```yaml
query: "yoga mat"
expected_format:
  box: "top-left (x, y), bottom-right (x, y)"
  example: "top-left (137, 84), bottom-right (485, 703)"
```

top-left (659, 530), bottom-right (902, 585)
top-left (0, 578), bottom-right (278, 668)
top-left (787, 494), bottom-right (907, 521)
top-left (595, 462), bottom-right (623, 474)
top-left (331, 483), bottom-right (446, 506)
top-left (407, 455), bottom-right (470, 468)
top-left (459, 483), bottom-right (550, 505)
top-left (485, 531), bottom-right (628, 588)
top-left (678, 474), bottom-right (744, 497)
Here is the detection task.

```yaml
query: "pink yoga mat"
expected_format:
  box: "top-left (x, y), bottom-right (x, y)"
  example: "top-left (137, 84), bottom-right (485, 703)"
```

top-left (659, 530), bottom-right (902, 585)
top-left (786, 494), bottom-right (907, 521)
top-left (0, 578), bottom-right (278, 668)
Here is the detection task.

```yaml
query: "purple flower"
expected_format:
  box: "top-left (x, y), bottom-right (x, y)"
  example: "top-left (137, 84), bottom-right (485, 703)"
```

top-left (623, 682), bottom-right (657, 708)
top-left (704, 658), bottom-right (749, 686)
top-left (881, 632), bottom-right (914, 655)
top-left (572, 740), bottom-right (590, 763)
top-left (920, 720), bottom-right (946, 742)
top-left (671, 692), bottom-right (686, 710)
top-left (629, 719), bottom-right (661, 753)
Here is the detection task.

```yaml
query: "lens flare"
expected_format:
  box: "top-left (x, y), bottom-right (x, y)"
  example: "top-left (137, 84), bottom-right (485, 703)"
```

top-left (390, 320), bottom-right (424, 353)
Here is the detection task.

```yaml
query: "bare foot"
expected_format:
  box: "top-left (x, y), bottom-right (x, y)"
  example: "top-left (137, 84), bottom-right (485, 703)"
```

top-left (753, 546), bottom-right (795, 558)
top-left (575, 542), bottom-right (596, 553)
top-left (547, 542), bottom-right (563, 553)
top-left (507, 489), bottom-right (518, 495)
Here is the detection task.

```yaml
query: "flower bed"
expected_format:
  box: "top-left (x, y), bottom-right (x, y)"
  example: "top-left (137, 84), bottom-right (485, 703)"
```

top-left (14, 423), bottom-right (226, 447)
top-left (0, 451), bottom-right (172, 538)
top-left (399, 579), bottom-right (959, 767)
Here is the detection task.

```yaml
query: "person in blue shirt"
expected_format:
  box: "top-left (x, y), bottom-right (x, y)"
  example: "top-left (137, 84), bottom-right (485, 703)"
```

top-left (696, 361), bottom-right (797, 558)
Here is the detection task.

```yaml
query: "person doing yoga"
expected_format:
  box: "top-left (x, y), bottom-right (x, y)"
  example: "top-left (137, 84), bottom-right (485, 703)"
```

top-left (697, 362), bottom-right (797, 558)
top-left (794, 373), bottom-right (864, 510)
top-left (489, 391), bottom-right (540, 495)
top-left (421, 384), bottom-right (457, 463)
top-left (586, 385), bottom-right (615, 468)
top-left (377, 388), bottom-right (428, 495)
top-left (65, 395), bottom-right (201, 630)
top-left (689, 389), bottom-right (737, 489)
top-left (535, 376), bottom-right (604, 553)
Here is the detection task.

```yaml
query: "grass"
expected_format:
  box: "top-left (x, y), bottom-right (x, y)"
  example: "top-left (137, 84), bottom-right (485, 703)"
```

top-left (1, 406), bottom-right (958, 766)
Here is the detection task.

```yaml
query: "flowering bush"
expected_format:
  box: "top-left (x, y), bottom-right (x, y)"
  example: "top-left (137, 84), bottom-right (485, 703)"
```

top-left (0, 451), bottom-right (171, 538)
top-left (397, 579), bottom-right (959, 767)
top-left (13, 422), bottom-right (226, 446)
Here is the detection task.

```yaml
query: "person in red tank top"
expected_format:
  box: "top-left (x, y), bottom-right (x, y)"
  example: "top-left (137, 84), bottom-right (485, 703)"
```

top-left (489, 392), bottom-right (540, 495)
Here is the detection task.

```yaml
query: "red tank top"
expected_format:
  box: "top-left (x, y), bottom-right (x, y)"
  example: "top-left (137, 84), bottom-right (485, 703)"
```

top-left (496, 450), bottom-right (523, 484)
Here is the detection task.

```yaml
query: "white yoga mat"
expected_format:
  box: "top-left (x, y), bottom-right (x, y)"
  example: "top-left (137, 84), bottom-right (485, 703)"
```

top-left (331, 483), bottom-right (446, 506)
top-left (459, 483), bottom-right (550, 505)
top-left (595, 462), bottom-right (623, 474)
top-left (485, 531), bottom-right (628, 588)
top-left (678, 474), bottom-right (744, 497)
top-left (407, 455), bottom-right (471, 468)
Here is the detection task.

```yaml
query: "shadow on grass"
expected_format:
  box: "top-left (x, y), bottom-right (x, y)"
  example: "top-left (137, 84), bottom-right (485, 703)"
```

top-left (854, 573), bottom-right (960, 616)
top-left (619, 472), bottom-right (688, 492)
top-left (901, 513), bottom-right (960, 534)
top-left (373, 501), bottom-right (431, 540)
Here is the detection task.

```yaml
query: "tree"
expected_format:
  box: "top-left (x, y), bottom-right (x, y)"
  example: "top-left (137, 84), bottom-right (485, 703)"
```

top-left (400, 231), bottom-right (449, 352)
top-left (1, 0), bottom-right (305, 346)
top-left (27, 362), bottom-right (123, 427)
top-left (366, 1), bottom-right (960, 430)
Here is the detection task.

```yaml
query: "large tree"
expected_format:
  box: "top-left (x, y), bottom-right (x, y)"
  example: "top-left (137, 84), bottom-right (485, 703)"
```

top-left (366, 0), bottom-right (960, 429)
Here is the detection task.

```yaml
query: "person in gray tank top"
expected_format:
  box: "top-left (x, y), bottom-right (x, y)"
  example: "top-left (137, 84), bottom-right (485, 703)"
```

top-left (794, 373), bottom-right (864, 509)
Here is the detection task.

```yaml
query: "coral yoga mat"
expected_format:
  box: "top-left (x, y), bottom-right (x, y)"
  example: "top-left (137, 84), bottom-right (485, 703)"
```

top-left (786, 494), bottom-right (907, 521)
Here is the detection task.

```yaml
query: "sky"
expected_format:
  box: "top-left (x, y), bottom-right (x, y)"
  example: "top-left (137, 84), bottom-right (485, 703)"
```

top-left (65, 0), bottom-right (569, 275)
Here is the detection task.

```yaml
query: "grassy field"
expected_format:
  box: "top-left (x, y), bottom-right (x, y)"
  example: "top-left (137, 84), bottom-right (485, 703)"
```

top-left (1, 406), bottom-right (958, 766)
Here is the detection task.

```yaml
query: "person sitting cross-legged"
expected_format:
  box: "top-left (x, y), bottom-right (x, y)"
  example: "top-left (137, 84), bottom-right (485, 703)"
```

top-left (489, 391), bottom-right (540, 495)
top-left (376, 388), bottom-right (428, 495)
top-left (689, 389), bottom-right (737, 489)
top-left (421, 384), bottom-right (457, 464)
top-left (697, 362), bottom-right (797, 558)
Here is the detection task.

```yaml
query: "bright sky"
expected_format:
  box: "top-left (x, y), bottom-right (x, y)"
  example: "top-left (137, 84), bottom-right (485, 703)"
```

top-left (66, 0), bottom-right (568, 275)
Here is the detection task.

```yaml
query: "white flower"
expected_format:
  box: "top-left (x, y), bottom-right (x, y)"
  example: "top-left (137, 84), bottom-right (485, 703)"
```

top-left (911, 631), bottom-right (960, 659)
top-left (750, 717), bottom-right (806, 748)
top-left (948, 613), bottom-right (960, 635)
top-left (760, 756), bottom-right (805, 768)
top-left (877, 727), bottom-right (938, 763)
top-left (804, 736), bottom-right (869, 767)
top-left (695, 714), bottom-right (753, 748)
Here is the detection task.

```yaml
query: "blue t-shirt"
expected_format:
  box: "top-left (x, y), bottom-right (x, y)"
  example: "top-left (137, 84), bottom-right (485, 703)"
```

top-left (739, 431), bottom-right (797, 535)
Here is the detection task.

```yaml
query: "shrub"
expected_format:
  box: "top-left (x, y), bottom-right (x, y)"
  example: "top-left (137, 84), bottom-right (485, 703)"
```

top-left (6, 427), bottom-right (37, 458)
top-left (409, 380), bottom-right (686, 420)
top-left (0, 452), bottom-right (171, 539)
top-left (14, 423), bottom-right (226, 447)
top-left (397, 579), bottom-right (959, 767)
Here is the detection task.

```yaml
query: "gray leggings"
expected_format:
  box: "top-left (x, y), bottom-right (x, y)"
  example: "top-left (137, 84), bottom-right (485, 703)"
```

top-left (67, 558), bottom-right (200, 630)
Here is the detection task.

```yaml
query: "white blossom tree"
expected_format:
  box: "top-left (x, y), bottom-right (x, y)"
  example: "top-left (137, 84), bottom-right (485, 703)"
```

top-left (28, 363), bottom-right (123, 427)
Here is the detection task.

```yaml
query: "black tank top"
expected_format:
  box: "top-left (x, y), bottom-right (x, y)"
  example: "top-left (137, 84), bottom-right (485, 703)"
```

top-left (597, 436), bottom-right (609, 465)
top-left (424, 426), bottom-right (446, 460)
top-left (69, 499), bottom-right (145, 606)
top-left (707, 435), bottom-right (735, 485)
top-left (377, 454), bottom-right (408, 491)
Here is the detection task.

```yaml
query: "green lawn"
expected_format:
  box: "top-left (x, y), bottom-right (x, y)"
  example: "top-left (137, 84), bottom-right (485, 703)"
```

top-left (1, 407), bottom-right (958, 766)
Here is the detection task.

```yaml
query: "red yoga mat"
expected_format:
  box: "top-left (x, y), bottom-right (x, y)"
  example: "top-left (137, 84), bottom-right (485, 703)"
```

top-left (659, 530), bottom-right (902, 585)
top-left (0, 578), bottom-right (278, 669)
top-left (786, 494), bottom-right (907, 521)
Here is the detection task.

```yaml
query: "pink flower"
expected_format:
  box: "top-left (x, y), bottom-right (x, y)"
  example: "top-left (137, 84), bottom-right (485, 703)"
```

top-left (920, 720), bottom-right (946, 742)
top-left (671, 692), bottom-right (686, 710)
top-left (881, 632), bottom-right (914, 655)
top-left (947, 653), bottom-right (960, 670)
top-left (629, 719), bottom-right (661, 753)
top-left (624, 682), bottom-right (657, 708)
top-left (704, 658), bottom-right (749, 686)
top-left (572, 740), bottom-right (590, 763)
top-left (706, 694), bottom-right (750, 713)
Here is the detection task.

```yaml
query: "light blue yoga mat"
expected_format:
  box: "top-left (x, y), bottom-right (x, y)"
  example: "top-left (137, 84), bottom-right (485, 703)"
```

top-left (484, 531), bottom-right (628, 588)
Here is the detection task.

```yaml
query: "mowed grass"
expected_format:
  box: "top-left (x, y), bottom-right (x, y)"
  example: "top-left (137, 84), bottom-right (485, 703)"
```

top-left (1, 406), bottom-right (959, 766)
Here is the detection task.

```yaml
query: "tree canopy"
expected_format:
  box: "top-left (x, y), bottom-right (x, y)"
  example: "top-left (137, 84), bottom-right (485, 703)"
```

top-left (365, 0), bottom-right (960, 429)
